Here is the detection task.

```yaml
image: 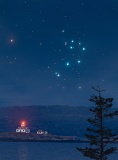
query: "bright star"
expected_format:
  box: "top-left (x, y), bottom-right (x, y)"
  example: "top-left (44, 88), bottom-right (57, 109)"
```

top-left (66, 62), bottom-right (70, 66)
top-left (55, 72), bottom-right (60, 77)
top-left (82, 47), bottom-right (86, 51)
top-left (10, 39), bottom-right (14, 43)
top-left (71, 40), bottom-right (74, 43)
top-left (57, 74), bottom-right (60, 77)
top-left (78, 60), bottom-right (81, 63)
top-left (70, 46), bottom-right (73, 49)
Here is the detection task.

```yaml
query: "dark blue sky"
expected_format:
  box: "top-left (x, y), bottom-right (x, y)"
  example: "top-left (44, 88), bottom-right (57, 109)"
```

top-left (0, 0), bottom-right (118, 107)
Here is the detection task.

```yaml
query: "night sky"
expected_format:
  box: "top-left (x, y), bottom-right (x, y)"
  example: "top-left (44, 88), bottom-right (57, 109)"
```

top-left (0, 0), bottom-right (118, 107)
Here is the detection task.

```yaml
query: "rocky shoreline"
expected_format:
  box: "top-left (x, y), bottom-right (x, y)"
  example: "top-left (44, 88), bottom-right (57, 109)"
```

top-left (0, 132), bottom-right (78, 142)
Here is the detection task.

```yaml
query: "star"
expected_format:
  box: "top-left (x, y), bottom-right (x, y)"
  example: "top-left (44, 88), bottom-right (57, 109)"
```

top-left (82, 47), bottom-right (86, 51)
top-left (78, 60), bottom-right (81, 64)
top-left (55, 72), bottom-right (60, 77)
top-left (57, 74), bottom-right (60, 77)
top-left (66, 62), bottom-right (70, 66)
top-left (10, 39), bottom-right (14, 43)
top-left (78, 86), bottom-right (82, 89)
top-left (70, 46), bottom-right (73, 49)
top-left (62, 30), bottom-right (65, 33)
top-left (64, 42), bottom-right (67, 46)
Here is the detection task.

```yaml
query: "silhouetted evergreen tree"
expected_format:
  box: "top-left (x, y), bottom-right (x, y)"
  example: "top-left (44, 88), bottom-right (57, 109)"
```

top-left (77, 87), bottom-right (118, 160)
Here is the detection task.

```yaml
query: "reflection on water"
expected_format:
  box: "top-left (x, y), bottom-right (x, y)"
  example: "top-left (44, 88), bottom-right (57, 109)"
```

top-left (18, 144), bottom-right (28, 160)
top-left (0, 142), bottom-right (117, 160)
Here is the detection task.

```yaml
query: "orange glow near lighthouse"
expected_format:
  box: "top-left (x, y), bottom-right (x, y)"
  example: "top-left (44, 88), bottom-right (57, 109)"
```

top-left (21, 121), bottom-right (26, 127)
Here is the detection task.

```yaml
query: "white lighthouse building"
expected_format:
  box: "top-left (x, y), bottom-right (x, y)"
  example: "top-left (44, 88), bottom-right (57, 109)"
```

top-left (16, 121), bottom-right (30, 133)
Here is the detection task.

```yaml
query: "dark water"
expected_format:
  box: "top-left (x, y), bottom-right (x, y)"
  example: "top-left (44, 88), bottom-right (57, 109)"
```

top-left (0, 142), bottom-right (117, 160)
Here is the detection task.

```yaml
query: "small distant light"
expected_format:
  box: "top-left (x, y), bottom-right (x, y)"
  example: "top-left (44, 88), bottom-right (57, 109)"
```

top-left (10, 39), bottom-right (14, 43)
top-left (78, 60), bottom-right (81, 63)
top-left (55, 72), bottom-right (60, 77)
top-left (79, 86), bottom-right (82, 89)
top-left (70, 46), bottom-right (73, 49)
top-left (65, 42), bottom-right (67, 46)
top-left (21, 121), bottom-right (26, 127)
top-left (82, 47), bottom-right (86, 51)
top-left (66, 62), bottom-right (70, 66)
top-left (71, 40), bottom-right (74, 43)
top-left (79, 42), bottom-right (81, 45)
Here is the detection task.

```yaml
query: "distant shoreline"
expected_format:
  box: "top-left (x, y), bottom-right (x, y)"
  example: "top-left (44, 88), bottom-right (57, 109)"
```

top-left (0, 132), bottom-right (117, 143)
top-left (0, 132), bottom-right (79, 142)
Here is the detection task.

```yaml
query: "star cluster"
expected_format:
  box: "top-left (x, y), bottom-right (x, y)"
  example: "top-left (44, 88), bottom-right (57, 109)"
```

top-left (53, 38), bottom-right (87, 89)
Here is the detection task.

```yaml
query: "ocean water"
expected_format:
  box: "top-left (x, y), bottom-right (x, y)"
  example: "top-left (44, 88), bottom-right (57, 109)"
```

top-left (0, 142), bottom-right (117, 160)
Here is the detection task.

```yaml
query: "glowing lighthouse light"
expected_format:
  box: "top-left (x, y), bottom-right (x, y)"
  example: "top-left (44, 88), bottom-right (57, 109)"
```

top-left (16, 120), bottom-right (30, 133)
top-left (21, 121), bottom-right (26, 127)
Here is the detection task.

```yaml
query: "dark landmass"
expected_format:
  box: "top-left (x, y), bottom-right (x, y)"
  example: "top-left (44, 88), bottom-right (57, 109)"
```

top-left (0, 105), bottom-right (117, 136)
top-left (0, 132), bottom-right (117, 143)
top-left (0, 132), bottom-right (78, 142)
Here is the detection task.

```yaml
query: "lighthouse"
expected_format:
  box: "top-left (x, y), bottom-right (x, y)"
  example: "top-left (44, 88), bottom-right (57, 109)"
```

top-left (16, 121), bottom-right (30, 133)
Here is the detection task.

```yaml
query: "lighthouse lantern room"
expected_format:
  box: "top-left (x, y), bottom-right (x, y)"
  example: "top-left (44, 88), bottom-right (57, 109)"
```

top-left (16, 121), bottom-right (30, 133)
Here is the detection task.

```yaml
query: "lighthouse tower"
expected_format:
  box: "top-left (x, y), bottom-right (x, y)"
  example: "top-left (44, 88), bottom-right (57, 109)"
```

top-left (16, 121), bottom-right (30, 133)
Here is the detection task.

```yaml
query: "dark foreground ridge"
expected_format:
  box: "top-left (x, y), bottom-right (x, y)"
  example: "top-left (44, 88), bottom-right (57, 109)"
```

top-left (0, 132), bottom-right (78, 142)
